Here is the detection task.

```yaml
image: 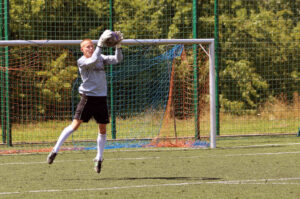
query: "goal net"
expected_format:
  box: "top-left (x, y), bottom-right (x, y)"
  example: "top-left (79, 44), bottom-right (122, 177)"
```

top-left (0, 39), bottom-right (216, 154)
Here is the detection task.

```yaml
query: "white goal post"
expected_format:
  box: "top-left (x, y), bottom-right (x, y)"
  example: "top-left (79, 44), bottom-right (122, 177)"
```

top-left (0, 39), bottom-right (216, 148)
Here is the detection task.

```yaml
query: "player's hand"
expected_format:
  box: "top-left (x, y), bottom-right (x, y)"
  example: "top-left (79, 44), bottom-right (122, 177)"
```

top-left (98, 30), bottom-right (112, 47)
top-left (115, 31), bottom-right (123, 48)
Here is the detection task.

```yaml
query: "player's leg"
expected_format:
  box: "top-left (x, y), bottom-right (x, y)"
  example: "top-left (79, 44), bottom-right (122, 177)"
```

top-left (52, 119), bottom-right (82, 153)
top-left (94, 124), bottom-right (107, 173)
top-left (96, 124), bottom-right (107, 161)
top-left (47, 119), bottom-right (82, 164)
top-left (93, 97), bottom-right (109, 173)
top-left (47, 94), bottom-right (91, 164)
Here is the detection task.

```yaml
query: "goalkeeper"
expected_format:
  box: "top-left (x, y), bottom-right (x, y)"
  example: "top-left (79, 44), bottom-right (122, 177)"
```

top-left (47, 30), bottom-right (123, 174)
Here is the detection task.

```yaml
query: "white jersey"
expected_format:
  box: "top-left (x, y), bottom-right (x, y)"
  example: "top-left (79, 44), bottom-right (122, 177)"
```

top-left (77, 47), bottom-right (123, 96)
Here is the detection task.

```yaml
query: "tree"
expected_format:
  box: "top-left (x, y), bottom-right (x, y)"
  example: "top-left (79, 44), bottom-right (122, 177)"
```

top-left (217, 0), bottom-right (300, 113)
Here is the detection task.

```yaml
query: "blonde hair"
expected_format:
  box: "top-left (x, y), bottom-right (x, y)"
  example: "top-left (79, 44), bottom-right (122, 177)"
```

top-left (80, 38), bottom-right (93, 48)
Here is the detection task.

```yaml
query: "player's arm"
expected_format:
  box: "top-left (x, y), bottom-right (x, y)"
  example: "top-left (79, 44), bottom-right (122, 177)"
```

top-left (78, 30), bottom-right (112, 68)
top-left (77, 47), bottom-right (102, 68)
top-left (102, 31), bottom-right (124, 65)
top-left (102, 48), bottom-right (123, 65)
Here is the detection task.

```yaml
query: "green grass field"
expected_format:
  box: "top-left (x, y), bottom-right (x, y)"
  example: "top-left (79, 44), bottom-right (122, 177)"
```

top-left (1, 135), bottom-right (300, 199)
top-left (3, 114), bottom-right (299, 144)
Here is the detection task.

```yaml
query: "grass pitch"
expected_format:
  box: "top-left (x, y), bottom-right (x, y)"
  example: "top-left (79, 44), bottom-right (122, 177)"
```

top-left (0, 135), bottom-right (300, 199)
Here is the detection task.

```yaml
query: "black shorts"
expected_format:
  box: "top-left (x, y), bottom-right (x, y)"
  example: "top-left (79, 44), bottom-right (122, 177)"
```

top-left (74, 95), bottom-right (110, 124)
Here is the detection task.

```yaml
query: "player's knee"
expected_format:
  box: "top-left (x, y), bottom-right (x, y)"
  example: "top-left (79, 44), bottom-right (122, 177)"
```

top-left (72, 125), bottom-right (79, 131)
top-left (71, 119), bottom-right (82, 131)
top-left (98, 124), bottom-right (107, 134)
top-left (99, 129), bottom-right (106, 135)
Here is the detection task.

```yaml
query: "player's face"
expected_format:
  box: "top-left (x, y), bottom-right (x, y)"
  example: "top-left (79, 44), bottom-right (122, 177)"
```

top-left (81, 41), bottom-right (95, 58)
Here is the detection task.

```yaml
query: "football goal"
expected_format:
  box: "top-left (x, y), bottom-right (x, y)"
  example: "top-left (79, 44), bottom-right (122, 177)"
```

top-left (0, 39), bottom-right (216, 153)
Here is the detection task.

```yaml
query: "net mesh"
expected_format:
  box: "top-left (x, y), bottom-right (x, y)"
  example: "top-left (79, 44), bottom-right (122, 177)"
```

top-left (148, 47), bottom-right (210, 148)
top-left (0, 43), bottom-right (211, 153)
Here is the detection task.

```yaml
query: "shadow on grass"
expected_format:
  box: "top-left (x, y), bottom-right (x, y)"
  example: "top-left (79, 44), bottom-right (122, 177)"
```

top-left (63, 177), bottom-right (222, 181)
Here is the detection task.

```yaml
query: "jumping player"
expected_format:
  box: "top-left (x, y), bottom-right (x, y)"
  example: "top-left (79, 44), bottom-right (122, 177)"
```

top-left (47, 30), bottom-right (123, 174)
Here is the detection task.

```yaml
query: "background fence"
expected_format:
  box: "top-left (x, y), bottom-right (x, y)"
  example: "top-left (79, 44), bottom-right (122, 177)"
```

top-left (0, 0), bottom-right (299, 150)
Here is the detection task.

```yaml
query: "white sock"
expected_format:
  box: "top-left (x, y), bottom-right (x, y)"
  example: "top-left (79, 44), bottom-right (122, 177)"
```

top-left (96, 133), bottom-right (106, 161)
top-left (52, 125), bottom-right (74, 153)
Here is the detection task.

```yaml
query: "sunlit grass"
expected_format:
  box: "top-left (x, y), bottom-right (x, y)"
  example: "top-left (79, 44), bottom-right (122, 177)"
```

top-left (1, 135), bottom-right (300, 199)
top-left (3, 114), bottom-right (298, 144)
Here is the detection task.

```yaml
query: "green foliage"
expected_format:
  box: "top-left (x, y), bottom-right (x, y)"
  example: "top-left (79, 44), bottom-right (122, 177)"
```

top-left (36, 50), bottom-right (78, 115)
top-left (220, 60), bottom-right (268, 115)
top-left (5, 0), bottom-right (300, 117)
top-left (218, 0), bottom-right (300, 113)
top-left (114, 0), bottom-right (194, 39)
top-left (9, 0), bottom-right (107, 40)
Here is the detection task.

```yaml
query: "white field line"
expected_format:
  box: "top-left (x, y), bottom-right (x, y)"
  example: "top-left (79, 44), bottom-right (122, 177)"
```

top-left (178, 150), bottom-right (300, 159)
top-left (1, 150), bottom-right (300, 166)
top-left (225, 151), bottom-right (300, 157)
top-left (1, 142), bottom-right (299, 165)
top-left (0, 177), bottom-right (300, 195)
top-left (1, 142), bottom-right (300, 156)
top-left (221, 142), bottom-right (300, 149)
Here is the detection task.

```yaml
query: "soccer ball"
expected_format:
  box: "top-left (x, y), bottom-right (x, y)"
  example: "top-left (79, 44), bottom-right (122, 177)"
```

top-left (105, 31), bottom-right (121, 47)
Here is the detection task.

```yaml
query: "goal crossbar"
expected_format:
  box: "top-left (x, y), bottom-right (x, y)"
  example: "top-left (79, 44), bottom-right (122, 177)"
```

top-left (0, 39), bottom-right (214, 46)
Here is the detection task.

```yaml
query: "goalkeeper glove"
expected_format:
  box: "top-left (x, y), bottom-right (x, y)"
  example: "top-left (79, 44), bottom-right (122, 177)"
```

top-left (97, 30), bottom-right (113, 47)
top-left (115, 31), bottom-right (123, 48)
